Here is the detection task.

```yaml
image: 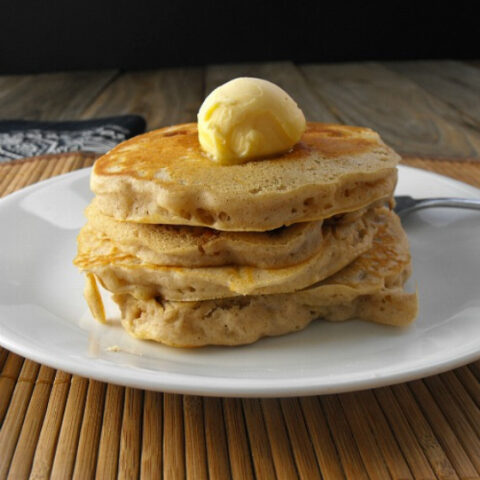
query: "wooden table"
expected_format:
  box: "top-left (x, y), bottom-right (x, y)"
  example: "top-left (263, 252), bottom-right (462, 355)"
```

top-left (1, 60), bottom-right (480, 479)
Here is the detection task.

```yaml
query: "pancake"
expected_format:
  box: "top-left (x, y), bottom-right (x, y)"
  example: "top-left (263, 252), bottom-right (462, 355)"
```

top-left (74, 206), bottom-right (391, 301)
top-left (115, 287), bottom-right (416, 347)
top-left (110, 211), bottom-right (415, 347)
top-left (90, 122), bottom-right (399, 231)
top-left (84, 201), bottom-right (385, 268)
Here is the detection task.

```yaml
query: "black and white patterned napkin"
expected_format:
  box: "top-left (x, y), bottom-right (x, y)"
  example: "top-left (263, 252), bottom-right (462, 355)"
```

top-left (0, 115), bottom-right (146, 162)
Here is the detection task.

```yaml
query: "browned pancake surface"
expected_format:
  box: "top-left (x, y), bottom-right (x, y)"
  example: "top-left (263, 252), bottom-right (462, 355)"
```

top-left (91, 122), bottom-right (399, 230)
top-left (94, 123), bottom-right (389, 182)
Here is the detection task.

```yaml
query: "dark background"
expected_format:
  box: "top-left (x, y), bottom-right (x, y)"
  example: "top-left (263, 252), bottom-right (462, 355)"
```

top-left (0, 1), bottom-right (477, 74)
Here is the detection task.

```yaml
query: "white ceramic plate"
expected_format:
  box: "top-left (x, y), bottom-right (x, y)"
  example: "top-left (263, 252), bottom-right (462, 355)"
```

top-left (0, 165), bottom-right (479, 397)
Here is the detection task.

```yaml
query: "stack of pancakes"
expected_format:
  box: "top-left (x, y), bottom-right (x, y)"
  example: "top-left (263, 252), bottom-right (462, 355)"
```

top-left (74, 122), bottom-right (418, 347)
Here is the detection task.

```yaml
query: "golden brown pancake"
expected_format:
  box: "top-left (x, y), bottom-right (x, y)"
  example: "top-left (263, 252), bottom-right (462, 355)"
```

top-left (109, 210), bottom-right (416, 347)
top-left (74, 207), bottom-right (394, 301)
top-left (77, 115), bottom-right (417, 346)
top-left (90, 122), bottom-right (399, 231)
top-left (83, 201), bottom-right (384, 268)
top-left (115, 286), bottom-right (417, 347)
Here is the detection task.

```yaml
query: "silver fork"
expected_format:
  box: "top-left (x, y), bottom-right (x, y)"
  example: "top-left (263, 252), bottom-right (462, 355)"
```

top-left (394, 196), bottom-right (480, 216)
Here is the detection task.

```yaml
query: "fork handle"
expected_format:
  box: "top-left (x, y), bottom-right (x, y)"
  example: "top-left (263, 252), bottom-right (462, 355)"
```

top-left (415, 197), bottom-right (480, 212)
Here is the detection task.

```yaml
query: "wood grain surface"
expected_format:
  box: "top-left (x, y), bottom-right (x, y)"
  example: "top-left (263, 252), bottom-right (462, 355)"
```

top-left (2, 60), bottom-right (480, 160)
top-left (0, 153), bottom-right (479, 479)
top-left (80, 68), bottom-right (204, 129)
top-left (0, 71), bottom-right (118, 121)
top-left (301, 62), bottom-right (480, 158)
top-left (386, 60), bottom-right (480, 126)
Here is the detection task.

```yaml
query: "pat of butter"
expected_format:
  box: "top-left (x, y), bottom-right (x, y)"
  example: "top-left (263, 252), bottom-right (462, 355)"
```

top-left (197, 77), bottom-right (306, 164)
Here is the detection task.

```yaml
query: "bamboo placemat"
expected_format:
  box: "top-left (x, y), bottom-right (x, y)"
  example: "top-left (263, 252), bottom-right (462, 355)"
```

top-left (1, 153), bottom-right (480, 480)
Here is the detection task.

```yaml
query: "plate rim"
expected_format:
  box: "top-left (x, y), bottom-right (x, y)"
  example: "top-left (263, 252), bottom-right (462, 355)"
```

top-left (2, 324), bottom-right (480, 397)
